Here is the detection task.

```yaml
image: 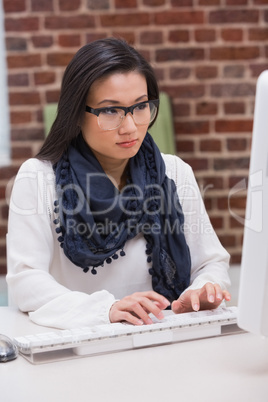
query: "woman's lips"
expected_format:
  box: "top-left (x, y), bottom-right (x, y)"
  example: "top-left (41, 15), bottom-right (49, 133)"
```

top-left (116, 139), bottom-right (138, 148)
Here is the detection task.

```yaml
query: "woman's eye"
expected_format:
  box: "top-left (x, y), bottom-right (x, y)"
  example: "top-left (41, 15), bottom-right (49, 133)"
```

top-left (135, 103), bottom-right (148, 111)
top-left (101, 108), bottom-right (118, 115)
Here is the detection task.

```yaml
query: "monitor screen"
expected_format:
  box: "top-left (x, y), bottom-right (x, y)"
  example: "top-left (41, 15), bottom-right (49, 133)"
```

top-left (237, 70), bottom-right (268, 337)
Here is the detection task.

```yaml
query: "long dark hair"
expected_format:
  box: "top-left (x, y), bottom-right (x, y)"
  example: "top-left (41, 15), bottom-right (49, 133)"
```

top-left (36, 38), bottom-right (159, 163)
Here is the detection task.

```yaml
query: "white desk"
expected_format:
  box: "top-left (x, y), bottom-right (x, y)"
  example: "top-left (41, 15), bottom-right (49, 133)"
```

top-left (1, 307), bottom-right (268, 402)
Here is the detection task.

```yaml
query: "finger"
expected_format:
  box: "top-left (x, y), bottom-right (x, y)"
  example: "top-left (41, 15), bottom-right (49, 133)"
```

top-left (139, 291), bottom-right (170, 309)
top-left (137, 297), bottom-right (168, 322)
top-left (204, 282), bottom-right (217, 303)
top-left (118, 311), bottom-right (144, 326)
top-left (214, 283), bottom-right (223, 302)
top-left (190, 292), bottom-right (200, 312)
top-left (171, 298), bottom-right (191, 314)
top-left (131, 301), bottom-right (154, 325)
top-left (222, 289), bottom-right (231, 302)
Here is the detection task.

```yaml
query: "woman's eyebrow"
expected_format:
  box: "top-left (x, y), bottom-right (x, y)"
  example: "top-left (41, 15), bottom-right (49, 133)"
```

top-left (97, 94), bottom-right (148, 106)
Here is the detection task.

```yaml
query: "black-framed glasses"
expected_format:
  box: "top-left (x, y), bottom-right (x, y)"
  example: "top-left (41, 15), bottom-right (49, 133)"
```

top-left (85, 99), bottom-right (159, 131)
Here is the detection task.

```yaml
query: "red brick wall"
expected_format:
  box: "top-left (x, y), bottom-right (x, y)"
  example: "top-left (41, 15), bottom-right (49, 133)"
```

top-left (0, 0), bottom-right (268, 274)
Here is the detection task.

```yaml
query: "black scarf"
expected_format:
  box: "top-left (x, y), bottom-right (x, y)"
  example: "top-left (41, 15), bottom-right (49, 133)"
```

top-left (53, 133), bottom-right (191, 302)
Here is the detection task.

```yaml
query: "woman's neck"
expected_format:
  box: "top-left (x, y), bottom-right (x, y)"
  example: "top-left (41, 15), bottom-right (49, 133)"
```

top-left (98, 157), bottom-right (129, 191)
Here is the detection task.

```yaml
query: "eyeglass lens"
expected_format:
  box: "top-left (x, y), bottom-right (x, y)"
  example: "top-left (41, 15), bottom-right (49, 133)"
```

top-left (98, 101), bottom-right (157, 130)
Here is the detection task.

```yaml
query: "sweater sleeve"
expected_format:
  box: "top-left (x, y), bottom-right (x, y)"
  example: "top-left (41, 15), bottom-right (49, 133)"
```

top-left (164, 154), bottom-right (231, 292)
top-left (6, 159), bottom-right (116, 329)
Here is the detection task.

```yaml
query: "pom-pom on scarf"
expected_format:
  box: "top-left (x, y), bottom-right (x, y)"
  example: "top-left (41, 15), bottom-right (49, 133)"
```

top-left (53, 133), bottom-right (191, 302)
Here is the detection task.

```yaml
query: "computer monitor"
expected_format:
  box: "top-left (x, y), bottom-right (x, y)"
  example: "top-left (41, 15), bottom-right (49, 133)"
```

top-left (237, 70), bottom-right (268, 337)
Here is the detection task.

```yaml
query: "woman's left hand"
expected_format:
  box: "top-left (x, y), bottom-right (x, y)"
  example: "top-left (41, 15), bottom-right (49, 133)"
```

top-left (171, 282), bottom-right (231, 314)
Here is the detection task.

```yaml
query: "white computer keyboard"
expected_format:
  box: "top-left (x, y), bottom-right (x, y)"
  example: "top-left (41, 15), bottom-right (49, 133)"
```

top-left (13, 306), bottom-right (242, 364)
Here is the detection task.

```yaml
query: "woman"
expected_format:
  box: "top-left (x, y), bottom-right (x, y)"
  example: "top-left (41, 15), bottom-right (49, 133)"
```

top-left (6, 38), bottom-right (231, 329)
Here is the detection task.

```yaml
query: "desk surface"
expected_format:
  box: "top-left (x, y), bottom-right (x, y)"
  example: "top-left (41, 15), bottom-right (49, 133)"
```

top-left (1, 307), bottom-right (268, 402)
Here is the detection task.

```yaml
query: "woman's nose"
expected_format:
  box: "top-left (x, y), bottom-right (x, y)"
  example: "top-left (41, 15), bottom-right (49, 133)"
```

top-left (118, 112), bottom-right (137, 134)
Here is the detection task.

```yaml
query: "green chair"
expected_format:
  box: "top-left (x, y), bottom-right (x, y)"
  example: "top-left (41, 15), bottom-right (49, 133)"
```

top-left (149, 92), bottom-right (176, 155)
top-left (43, 92), bottom-right (175, 154)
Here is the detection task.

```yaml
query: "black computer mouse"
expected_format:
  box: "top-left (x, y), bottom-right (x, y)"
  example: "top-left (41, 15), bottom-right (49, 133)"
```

top-left (0, 334), bottom-right (18, 362)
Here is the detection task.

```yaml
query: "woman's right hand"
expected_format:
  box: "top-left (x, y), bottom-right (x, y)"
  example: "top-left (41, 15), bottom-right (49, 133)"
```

top-left (109, 291), bottom-right (170, 325)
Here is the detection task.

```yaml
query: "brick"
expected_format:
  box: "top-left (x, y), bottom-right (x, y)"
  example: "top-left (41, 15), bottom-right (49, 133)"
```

top-left (47, 52), bottom-right (75, 66)
top-left (169, 67), bottom-right (190, 79)
top-left (171, 0), bottom-right (193, 5)
top-left (223, 65), bottom-right (245, 78)
top-left (200, 139), bottom-right (221, 151)
top-left (0, 186), bottom-right (7, 200)
top-left (112, 32), bottom-right (136, 44)
top-left (87, 0), bottom-right (109, 9)
top-left (115, 0), bottom-right (137, 7)
top-left (196, 66), bottom-right (218, 79)
top-left (199, 0), bottom-right (220, 4)
top-left (31, 0), bottom-right (53, 11)
top-left (8, 73), bottom-right (29, 87)
top-left (227, 138), bottom-right (247, 151)
top-left (209, 10), bottom-right (259, 24)
top-left (10, 111), bottom-right (32, 124)
top-left (12, 146), bottom-right (33, 159)
top-left (34, 71), bottom-right (56, 85)
top-left (5, 17), bottom-right (39, 32)
top-left (3, 0), bottom-right (26, 12)
top-left (162, 84), bottom-right (205, 98)
top-left (221, 29), bottom-right (243, 42)
top-left (156, 48), bottom-right (204, 62)
top-left (140, 31), bottom-right (163, 45)
top-left (210, 46), bottom-right (259, 60)
top-left (218, 234), bottom-right (236, 248)
top-left (249, 28), bottom-right (268, 41)
top-left (194, 29), bottom-right (216, 42)
top-left (9, 91), bottom-right (41, 106)
top-left (32, 35), bottom-right (53, 48)
top-left (203, 197), bottom-right (212, 211)
top-left (256, 0), bottom-right (268, 5)
top-left (58, 34), bottom-right (81, 48)
top-left (183, 158), bottom-right (208, 171)
top-left (213, 157), bottom-right (250, 170)
top-left (230, 254), bottom-right (242, 265)
top-left (226, 0), bottom-right (248, 4)
top-left (59, 0), bottom-right (81, 10)
top-left (199, 177), bottom-right (224, 190)
top-left (173, 103), bottom-right (190, 117)
top-left (101, 13), bottom-right (150, 26)
top-left (196, 102), bottom-right (217, 115)
top-left (230, 216), bottom-right (245, 229)
top-left (6, 37), bottom-right (27, 51)
top-left (175, 120), bottom-right (209, 134)
top-left (86, 33), bottom-right (108, 43)
top-left (0, 166), bottom-right (19, 180)
top-left (224, 102), bottom-right (245, 114)
top-left (176, 140), bottom-right (194, 152)
top-left (154, 68), bottom-right (164, 81)
top-left (45, 90), bottom-right (61, 103)
top-left (7, 54), bottom-right (41, 69)
top-left (144, 0), bottom-right (165, 4)
top-left (249, 63), bottom-right (268, 77)
top-left (169, 30), bottom-right (189, 42)
top-left (209, 216), bottom-right (224, 229)
top-left (154, 11), bottom-right (204, 25)
top-left (215, 119), bottom-right (253, 133)
top-left (100, 13), bottom-right (150, 27)
top-left (11, 128), bottom-right (44, 141)
top-left (45, 15), bottom-right (95, 30)
top-left (0, 264), bottom-right (7, 275)
top-left (228, 195), bottom-right (247, 209)
top-left (211, 83), bottom-right (255, 97)
top-left (228, 175), bottom-right (248, 188)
